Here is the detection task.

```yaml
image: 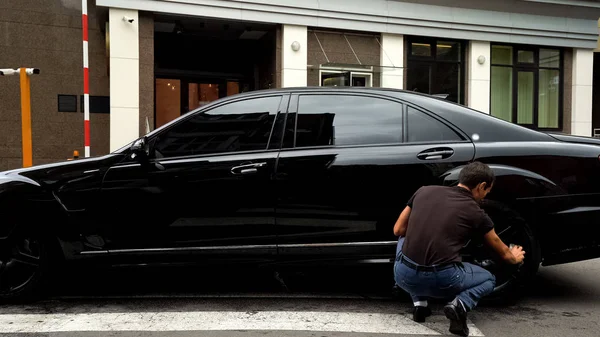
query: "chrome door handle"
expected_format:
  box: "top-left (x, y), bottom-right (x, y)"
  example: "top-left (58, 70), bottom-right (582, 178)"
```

top-left (417, 149), bottom-right (454, 160)
top-left (230, 162), bottom-right (267, 175)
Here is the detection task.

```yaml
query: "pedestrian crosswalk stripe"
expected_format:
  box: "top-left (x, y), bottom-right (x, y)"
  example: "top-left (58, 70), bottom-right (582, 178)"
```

top-left (0, 311), bottom-right (483, 335)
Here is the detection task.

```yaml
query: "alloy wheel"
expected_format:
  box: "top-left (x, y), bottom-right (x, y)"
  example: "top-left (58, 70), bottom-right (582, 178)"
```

top-left (462, 202), bottom-right (538, 294)
top-left (0, 234), bottom-right (43, 296)
top-left (464, 225), bottom-right (529, 292)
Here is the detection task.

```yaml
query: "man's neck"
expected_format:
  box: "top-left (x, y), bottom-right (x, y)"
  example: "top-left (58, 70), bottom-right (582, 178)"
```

top-left (457, 184), bottom-right (471, 192)
top-left (457, 183), bottom-right (478, 201)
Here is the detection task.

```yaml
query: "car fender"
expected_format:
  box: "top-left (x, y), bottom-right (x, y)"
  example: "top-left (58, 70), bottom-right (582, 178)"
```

top-left (441, 163), bottom-right (566, 226)
top-left (0, 173), bottom-right (40, 188)
top-left (441, 163), bottom-right (565, 201)
top-left (0, 174), bottom-right (68, 239)
top-left (440, 163), bottom-right (569, 253)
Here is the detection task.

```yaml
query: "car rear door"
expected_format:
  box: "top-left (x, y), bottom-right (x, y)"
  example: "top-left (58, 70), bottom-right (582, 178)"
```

top-left (274, 92), bottom-right (475, 265)
top-left (97, 94), bottom-right (289, 264)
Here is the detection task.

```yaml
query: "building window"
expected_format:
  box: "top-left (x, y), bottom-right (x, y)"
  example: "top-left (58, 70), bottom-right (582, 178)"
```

top-left (406, 37), bottom-right (465, 104)
top-left (319, 67), bottom-right (373, 87)
top-left (490, 45), bottom-right (562, 130)
top-left (307, 30), bottom-right (381, 87)
top-left (58, 95), bottom-right (78, 112)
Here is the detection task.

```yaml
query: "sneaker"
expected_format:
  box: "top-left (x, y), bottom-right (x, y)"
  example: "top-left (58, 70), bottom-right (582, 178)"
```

top-left (443, 298), bottom-right (469, 336)
top-left (413, 306), bottom-right (432, 323)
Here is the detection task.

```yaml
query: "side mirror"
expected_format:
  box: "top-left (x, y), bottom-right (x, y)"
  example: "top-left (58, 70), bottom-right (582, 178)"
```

top-left (130, 137), bottom-right (149, 162)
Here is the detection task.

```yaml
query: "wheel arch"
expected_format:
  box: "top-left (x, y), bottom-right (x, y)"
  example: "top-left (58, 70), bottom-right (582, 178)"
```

top-left (440, 163), bottom-right (562, 256)
top-left (0, 177), bottom-right (69, 261)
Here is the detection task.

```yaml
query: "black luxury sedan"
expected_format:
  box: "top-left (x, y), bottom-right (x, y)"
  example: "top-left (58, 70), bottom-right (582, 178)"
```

top-left (2, 87), bottom-right (600, 300)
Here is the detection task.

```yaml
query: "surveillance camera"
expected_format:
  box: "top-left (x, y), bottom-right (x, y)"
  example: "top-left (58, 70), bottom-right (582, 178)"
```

top-left (122, 16), bottom-right (134, 23)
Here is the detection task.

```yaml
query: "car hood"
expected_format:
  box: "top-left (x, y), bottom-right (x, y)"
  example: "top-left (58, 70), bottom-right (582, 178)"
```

top-left (0, 154), bottom-right (124, 187)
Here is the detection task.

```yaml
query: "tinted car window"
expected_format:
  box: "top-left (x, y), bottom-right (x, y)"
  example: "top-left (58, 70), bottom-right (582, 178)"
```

top-left (285, 94), bottom-right (403, 148)
top-left (407, 106), bottom-right (462, 143)
top-left (153, 96), bottom-right (282, 158)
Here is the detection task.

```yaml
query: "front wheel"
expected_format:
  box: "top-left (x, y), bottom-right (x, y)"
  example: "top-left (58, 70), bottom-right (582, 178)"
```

top-left (0, 227), bottom-right (49, 301)
top-left (461, 201), bottom-right (541, 296)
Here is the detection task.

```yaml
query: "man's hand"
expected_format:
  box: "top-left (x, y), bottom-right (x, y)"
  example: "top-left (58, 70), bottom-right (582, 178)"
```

top-left (509, 244), bottom-right (526, 265)
top-left (483, 229), bottom-right (526, 265)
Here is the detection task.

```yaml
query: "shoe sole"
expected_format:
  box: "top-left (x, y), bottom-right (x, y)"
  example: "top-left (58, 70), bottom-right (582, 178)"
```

top-left (413, 314), bottom-right (426, 323)
top-left (413, 308), bottom-right (431, 323)
top-left (444, 305), bottom-right (469, 337)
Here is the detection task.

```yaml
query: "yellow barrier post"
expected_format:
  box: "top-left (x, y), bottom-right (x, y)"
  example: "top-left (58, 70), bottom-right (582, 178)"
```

top-left (19, 68), bottom-right (32, 167)
top-left (0, 67), bottom-right (40, 168)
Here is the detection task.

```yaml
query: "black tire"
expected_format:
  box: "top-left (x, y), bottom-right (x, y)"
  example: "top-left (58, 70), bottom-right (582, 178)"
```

top-left (0, 227), bottom-right (50, 302)
top-left (461, 200), bottom-right (541, 299)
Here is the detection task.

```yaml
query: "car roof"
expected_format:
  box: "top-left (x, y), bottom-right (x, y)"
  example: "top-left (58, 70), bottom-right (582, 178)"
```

top-left (149, 86), bottom-right (554, 144)
top-left (230, 86), bottom-right (436, 98)
top-left (239, 87), bottom-right (553, 143)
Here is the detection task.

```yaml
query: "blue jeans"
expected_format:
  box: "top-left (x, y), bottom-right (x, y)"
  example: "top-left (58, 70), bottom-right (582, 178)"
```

top-left (394, 237), bottom-right (496, 311)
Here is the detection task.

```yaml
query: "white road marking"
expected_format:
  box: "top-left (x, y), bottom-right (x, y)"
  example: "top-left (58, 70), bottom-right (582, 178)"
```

top-left (48, 292), bottom-right (372, 300)
top-left (468, 323), bottom-right (485, 336)
top-left (0, 311), bottom-right (484, 335)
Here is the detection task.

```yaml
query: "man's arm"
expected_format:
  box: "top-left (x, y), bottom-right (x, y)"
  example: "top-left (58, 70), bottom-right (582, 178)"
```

top-left (483, 228), bottom-right (525, 264)
top-left (393, 206), bottom-right (411, 237)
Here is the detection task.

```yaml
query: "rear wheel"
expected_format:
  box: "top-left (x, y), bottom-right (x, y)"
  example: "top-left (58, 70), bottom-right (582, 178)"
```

top-left (461, 200), bottom-right (541, 296)
top-left (0, 227), bottom-right (48, 301)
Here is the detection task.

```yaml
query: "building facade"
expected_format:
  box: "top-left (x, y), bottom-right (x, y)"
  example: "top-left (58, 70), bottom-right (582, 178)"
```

top-left (1, 0), bottom-right (600, 170)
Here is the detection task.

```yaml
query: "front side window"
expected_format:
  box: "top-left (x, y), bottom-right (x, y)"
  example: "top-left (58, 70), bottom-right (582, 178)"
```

top-left (406, 107), bottom-right (462, 143)
top-left (490, 45), bottom-right (562, 130)
top-left (284, 94), bottom-right (403, 148)
top-left (153, 95), bottom-right (283, 158)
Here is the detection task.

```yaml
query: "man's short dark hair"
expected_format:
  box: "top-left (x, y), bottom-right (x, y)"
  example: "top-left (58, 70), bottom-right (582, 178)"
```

top-left (458, 161), bottom-right (495, 190)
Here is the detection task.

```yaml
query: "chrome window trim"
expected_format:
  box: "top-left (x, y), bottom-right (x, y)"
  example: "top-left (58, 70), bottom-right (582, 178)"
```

top-left (80, 241), bottom-right (398, 255)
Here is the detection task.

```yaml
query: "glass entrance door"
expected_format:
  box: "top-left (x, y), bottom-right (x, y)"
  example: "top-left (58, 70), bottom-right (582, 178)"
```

top-left (155, 79), bottom-right (181, 128)
top-left (187, 83), bottom-right (220, 112)
top-left (184, 81), bottom-right (241, 113)
top-left (155, 78), bottom-right (243, 128)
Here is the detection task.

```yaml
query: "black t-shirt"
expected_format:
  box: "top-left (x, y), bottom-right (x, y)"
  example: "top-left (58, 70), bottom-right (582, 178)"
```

top-left (401, 185), bottom-right (495, 266)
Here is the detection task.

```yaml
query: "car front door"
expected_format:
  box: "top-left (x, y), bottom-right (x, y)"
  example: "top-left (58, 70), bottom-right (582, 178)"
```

top-left (274, 92), bottom-right (475, 265)
top-left (96, 94), bottom-right (289, 263)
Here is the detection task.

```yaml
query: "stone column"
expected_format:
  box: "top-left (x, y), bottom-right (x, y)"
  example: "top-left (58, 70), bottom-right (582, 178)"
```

top-left (139, 12), bottom-right (154, 136)
top-left (467, 41), bottom-right (491, 114)
top-left (109, 8), bottom-right (140, 151)
top-left (281, 25), bottom-right (307, 87)
top-left (571, 48), bottom-right (594, 137)
top-left (380, 33), bottom-right (404, 89)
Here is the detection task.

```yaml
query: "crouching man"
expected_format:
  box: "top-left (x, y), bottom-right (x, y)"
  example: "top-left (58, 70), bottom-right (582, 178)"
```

top-left (393, 161), bottom-right (525, 336)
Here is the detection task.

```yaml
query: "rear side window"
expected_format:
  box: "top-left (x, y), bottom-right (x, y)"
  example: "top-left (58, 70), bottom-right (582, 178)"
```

top-left (406, 106), bottom-right (462, 143)
top-left (284, 94), bottom-right (403, 148)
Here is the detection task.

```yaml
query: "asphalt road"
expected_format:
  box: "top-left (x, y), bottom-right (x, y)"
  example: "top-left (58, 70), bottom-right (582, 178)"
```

top-left (0, 258), bottom-right (599, 337)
